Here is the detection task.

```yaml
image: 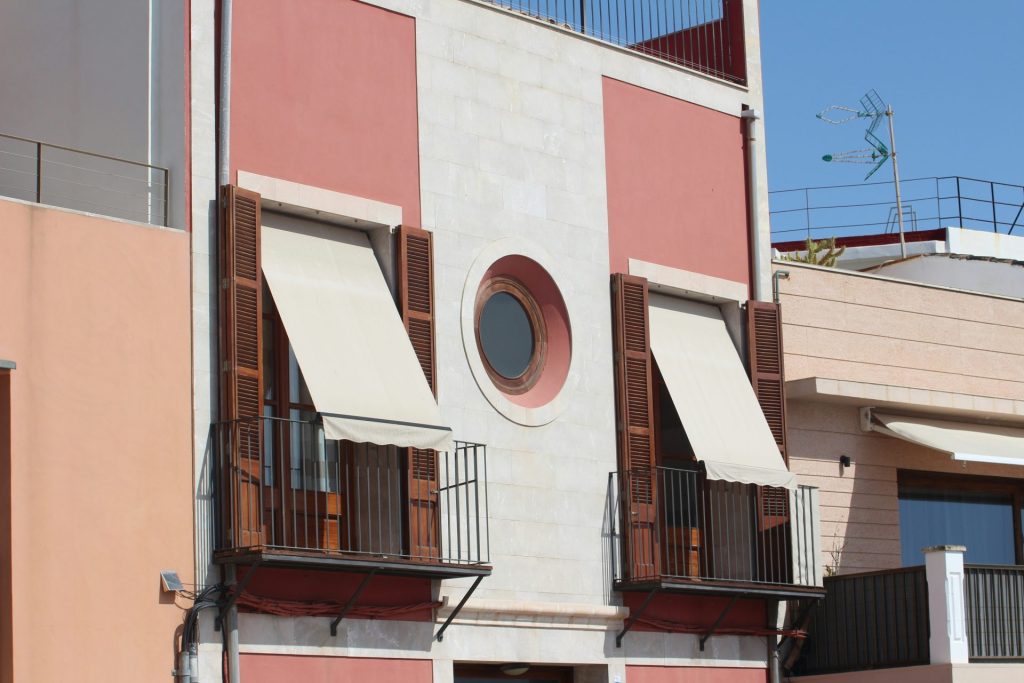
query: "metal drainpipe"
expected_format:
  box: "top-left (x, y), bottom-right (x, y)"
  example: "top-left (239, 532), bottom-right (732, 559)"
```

top-left (767, 600), bottom-right (783, 683)
top-left (225, 564), bottom-right (241, 683)
top-left (219, 3), bottom-right (239, 679)
top-left (218, 0), bottom-right (233, 187)
top-left (741, 108), bottom-right (766, 302)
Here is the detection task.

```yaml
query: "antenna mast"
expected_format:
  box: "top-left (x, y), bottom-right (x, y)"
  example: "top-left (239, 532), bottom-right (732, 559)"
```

top-left (818, 90), bottom-right (907, 258)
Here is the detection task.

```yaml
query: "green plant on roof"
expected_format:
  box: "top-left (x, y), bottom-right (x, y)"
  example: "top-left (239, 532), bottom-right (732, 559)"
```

top-left (782, 237), bottom-right (846, 268)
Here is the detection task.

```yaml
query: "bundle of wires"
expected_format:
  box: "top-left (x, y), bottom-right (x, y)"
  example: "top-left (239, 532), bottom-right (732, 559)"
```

top-left (178, 584), bottom-right (228, 682)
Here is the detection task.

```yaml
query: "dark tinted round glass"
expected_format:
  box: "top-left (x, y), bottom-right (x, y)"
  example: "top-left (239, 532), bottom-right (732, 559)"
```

top-left (479, 292), bottom-right (534, 378)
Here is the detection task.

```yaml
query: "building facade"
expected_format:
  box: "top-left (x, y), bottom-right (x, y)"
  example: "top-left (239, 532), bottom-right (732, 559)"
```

top-left (776, 261), bottom-right (1024, 681)
top-left (0, 1), bottom-right (825, 682)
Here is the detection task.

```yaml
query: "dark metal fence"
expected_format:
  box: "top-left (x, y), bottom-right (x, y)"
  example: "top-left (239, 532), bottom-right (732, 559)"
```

top-left (770, 176), bottom-right (1024, 243)
top-left (485, 0), bottom-right (745, 83)
top-left (0, 132), bottom-right (170, 226)
top-left (610, 467), bottom-right (820, 588)
top-left (213, 416), bottom-right (489, 566)
top-left (794, 566), bottom-right (930, 675)
top-left (966, 564), bottom-right (1024, 661)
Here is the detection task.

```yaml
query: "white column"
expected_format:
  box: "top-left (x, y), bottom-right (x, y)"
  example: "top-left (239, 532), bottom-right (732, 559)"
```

top-left (924, 545), bottom-right (969, 664)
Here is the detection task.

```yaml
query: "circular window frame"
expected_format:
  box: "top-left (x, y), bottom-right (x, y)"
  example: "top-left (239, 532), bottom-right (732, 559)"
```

top-left (474, 276), bottom-right (548, 395)
top-left (461, 238), bottom-right (579, 427)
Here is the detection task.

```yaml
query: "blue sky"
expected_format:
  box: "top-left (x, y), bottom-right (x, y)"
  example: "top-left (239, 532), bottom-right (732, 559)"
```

top-left (760, 2), bottom-right (1024, 194)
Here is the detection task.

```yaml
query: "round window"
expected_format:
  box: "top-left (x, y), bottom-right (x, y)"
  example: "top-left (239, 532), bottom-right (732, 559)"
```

top-left (474, 277), bottom-right (546, 394)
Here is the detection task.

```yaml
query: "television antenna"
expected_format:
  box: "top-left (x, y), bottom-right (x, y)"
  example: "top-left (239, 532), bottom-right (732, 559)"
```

top-left (818, 90), bottom-right (907, 258)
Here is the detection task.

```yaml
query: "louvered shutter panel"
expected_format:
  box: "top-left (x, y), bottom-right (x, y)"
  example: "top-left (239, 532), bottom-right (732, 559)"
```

top-left (745, 299), bottom-right (790, 573)
top-left (219, 185), bottom-right (264, 547)
top-left (611, 274), bottom-right (659, 580)
top-left (397, 226), bottom-right (441, 560)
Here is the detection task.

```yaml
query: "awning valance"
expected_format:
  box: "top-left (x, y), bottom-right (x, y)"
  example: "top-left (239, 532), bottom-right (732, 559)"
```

top-left (260, 216), bottom-right (452, 451)
top-left (867, 411), bottom-right (1024, 466)
top-left (648, 293), bottom-right (795, 489)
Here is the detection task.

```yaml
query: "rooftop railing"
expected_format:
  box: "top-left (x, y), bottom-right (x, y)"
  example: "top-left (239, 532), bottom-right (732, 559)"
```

top-left (770, 176), bottom-right (1024, 245)
top-left (485, 0), bottom-right (746, 83)
top-left (0, 132), bottom-right (170, 227)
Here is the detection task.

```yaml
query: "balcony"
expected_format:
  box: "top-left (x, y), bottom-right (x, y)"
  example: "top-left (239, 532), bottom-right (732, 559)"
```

top-left (794, 560), bottom-right (1024, 677)
top-left (485, 0), bottom-right (746, 84)
top-left (0, 132), bottom-right (170, 227)
top-left (610, 466), bottom-right (823, 598)
top-left (213, 416), bottom-right (491, 580)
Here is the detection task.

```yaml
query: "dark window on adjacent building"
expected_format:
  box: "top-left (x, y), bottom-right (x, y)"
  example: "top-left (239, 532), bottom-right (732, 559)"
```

top-left (898, 471), bottom-right (1024, 566)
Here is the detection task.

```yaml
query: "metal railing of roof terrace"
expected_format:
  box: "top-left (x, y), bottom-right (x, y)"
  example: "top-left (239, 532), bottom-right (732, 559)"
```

top-left (0, 132), bottom-right (170, 227)
top-left (770, 176), bottom-right (1024, 245)
top-left (483, 0), bottom-right (746, 83)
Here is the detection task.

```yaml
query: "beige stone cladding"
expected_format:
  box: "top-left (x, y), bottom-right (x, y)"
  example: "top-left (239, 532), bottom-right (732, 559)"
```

top-left (775, 262), bottom-right (1024, 574)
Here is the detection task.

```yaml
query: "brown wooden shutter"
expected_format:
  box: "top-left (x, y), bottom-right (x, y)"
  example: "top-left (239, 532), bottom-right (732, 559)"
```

top-left (219, 185), bottom-right (264, 548)
top-left (397, 225), bottom-right (440, 560)
top-left (611, 273), bottom-right (659, 580)
top-left (747, 300), bottom-right (790, 535)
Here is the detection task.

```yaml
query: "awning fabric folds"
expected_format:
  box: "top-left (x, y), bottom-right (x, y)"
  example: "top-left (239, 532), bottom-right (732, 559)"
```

top-left (868, 412), bottom-right (1024, 466)
top-left (261, 217), bottom-right (452, 451)
top-left (648, 293), bottom-right (796, 489)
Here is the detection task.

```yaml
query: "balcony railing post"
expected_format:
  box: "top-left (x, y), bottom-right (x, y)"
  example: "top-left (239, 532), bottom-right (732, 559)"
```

top-left (35, 141), bottom-right (42, 203)
top-left (924, 545), bottom-right (969, 664)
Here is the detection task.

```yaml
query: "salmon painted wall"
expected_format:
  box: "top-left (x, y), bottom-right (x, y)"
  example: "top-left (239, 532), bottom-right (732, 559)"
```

top-left (603, 77), bottom-right (750, 286)
top-left (627, 664), bottom-right (767, 683)
top-left (230, 0), bottom-right (421, 226)
top-left (0, 200), bottom-right (193, 682)
top-left (241, 654), bottom-right (432, 682)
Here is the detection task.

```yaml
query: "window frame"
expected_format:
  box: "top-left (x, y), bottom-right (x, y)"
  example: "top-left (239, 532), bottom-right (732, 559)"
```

top-left (473, 275), bottom-right (547, 395)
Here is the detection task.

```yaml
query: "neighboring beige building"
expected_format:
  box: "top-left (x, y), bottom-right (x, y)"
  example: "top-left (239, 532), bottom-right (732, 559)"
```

top-left (775, 260), bottom-right (1024, 681)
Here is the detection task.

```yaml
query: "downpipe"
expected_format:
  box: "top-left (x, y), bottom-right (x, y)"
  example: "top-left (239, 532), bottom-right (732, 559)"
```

top-left (767, 600), bottom-right (783, 683)
top-left (741, 108), bottom-right (766, 302)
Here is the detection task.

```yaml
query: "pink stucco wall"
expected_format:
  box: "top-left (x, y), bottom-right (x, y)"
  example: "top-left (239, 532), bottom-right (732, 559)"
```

top-left (603, 77), bottom-right (750, 286)
top-left (230, 0), bottom-right (421, 226)
top-left (241, 654), bottom-right (432, 682)
top-left (0, 200), bottom-right (193, 682)
top-left (627, 665), bottom-right (767, 683)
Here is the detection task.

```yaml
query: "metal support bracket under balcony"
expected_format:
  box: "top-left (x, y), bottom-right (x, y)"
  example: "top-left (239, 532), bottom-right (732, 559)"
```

top-left (699, 593), bottom-right (741, 651)
top-left (434, 575), bottom-right (484, 642)
top-left (616, 587), bottom-right (661, 647)
top-left (216, 559), bottom-right (263, 631)
top-left (329, 568), bottom-right (378, 636)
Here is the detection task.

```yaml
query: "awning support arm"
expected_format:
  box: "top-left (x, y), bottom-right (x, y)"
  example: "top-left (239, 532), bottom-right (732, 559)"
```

top-left (329, 568), bottom-right (378, 636)
top-left (700, 593), bottom-right (742, 651)
top-left (616, 587), bottom-right (660, 647)
top-left (434, 575), bottom-right (484, 642)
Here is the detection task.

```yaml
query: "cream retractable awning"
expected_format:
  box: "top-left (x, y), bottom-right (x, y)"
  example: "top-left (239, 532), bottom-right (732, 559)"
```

top-left (648, 293), bottom-right (795, 489)
top-left (868, 412), bottom-right (1024, 466)
top-left (261, 218), bottom-right (452, 452)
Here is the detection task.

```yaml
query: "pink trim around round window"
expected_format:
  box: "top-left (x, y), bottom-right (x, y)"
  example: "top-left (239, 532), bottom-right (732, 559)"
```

top-left (474, 255), bottom-right (572, 409)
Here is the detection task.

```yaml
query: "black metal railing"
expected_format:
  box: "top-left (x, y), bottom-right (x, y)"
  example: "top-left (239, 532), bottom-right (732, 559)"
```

top-left (770, 176), bottom-right (1024, 243)
top-left (609, 467), bottom-right (820, 589)
top-left (0, 132), bottom-right (170, 226)
top-left (966, 564), bottom-right (1024, 661)
top-left (213, 416), bottom-right (489, 567)
top-left (485, 0), bottom-right (745, 83)
top-left (794, 566), bottom-right (930, 676)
